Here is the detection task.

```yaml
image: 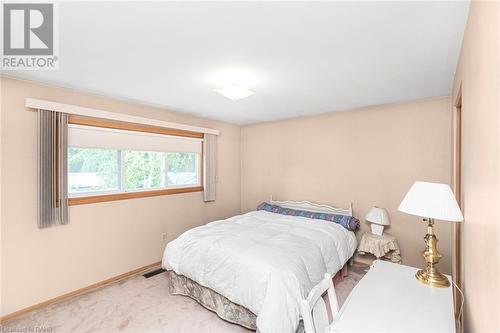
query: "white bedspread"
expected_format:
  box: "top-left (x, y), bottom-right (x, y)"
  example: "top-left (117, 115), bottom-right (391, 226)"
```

top-left (162, 210), bottom-right (357, 333)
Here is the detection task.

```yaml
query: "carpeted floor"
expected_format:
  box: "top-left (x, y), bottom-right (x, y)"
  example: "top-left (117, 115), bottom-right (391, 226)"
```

top-left (1, 266), bottom-right (367, 333)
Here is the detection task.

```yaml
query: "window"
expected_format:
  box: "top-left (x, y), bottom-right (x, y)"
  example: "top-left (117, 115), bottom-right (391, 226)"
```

top-left (67, 123), bottom-right (203, 203)
top-left (124, 150), bottom-right (165, 190)
top-left (68, 148), bottom-right (120, 194)
top-left (166, 152), bottom-right (200, 187)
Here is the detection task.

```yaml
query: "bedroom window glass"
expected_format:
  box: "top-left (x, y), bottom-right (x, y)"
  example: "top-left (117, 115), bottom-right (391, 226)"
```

top-left (67, 124), bottom-right (202, 198)
top-left (166, 152), bottom-right (200, 187)
top-left (124, 150), bottom-right (165, 190)
top-left (68, 148), bottom-right (120, 194)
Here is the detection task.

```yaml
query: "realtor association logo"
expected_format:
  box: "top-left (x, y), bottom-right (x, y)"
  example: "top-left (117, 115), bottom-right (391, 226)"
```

top-left (2, 2), bottom-right (59, 70)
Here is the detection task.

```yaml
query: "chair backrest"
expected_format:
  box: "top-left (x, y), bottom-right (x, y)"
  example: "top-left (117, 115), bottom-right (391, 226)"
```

top-left (301, 273), bottom-right (340, 333)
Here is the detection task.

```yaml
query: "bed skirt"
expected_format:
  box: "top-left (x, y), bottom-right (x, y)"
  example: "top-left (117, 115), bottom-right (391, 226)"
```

top-left (168, 262), bottom-right (349, 332)
top-left (169, 271), bottom-right (259, 330)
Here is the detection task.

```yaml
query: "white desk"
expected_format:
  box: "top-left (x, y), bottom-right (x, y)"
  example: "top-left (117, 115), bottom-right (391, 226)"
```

top-left (333, 260), bottom-right (456, 332)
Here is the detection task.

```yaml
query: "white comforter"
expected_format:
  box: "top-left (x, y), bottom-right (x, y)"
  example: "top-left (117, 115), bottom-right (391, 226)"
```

top-left (162, 210), bottom-right (357, 333)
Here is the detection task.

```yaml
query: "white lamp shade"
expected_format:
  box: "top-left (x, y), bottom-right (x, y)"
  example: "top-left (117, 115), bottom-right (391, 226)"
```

top-left (365, 207), bottom-right (390, 226)
top-left (398, 181), bottom-right (464, 222)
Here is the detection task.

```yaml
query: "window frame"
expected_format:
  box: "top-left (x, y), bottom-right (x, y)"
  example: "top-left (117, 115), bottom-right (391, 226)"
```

top-left (67, 115), bottom-right (204, 206)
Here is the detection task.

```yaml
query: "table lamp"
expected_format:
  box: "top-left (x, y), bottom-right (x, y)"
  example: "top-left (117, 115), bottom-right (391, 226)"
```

top-left (365, 207), bottom-right (390, 235)
top-left (398, 181), bottom-right (463, 287)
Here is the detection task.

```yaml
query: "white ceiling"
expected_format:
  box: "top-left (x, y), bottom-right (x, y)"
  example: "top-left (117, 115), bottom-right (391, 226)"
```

top-left (5, 1), bottom-right (470, 125)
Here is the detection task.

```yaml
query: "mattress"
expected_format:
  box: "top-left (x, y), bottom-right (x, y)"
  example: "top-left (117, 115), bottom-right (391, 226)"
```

top-left (162, 210), bottom-right (357, 333)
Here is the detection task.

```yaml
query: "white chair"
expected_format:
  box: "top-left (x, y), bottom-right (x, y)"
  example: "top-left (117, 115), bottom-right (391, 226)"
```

top-left (301, 273), bottom-right (340, 333)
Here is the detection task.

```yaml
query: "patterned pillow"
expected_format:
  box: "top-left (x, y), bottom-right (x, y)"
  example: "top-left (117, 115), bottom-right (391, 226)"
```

top-left (256, 202), bottom-right (359, 231)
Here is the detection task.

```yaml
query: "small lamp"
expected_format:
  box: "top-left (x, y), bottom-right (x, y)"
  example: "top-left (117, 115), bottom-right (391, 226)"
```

top-left (398, 181), bottom-right (463, 288)
top-left (365, 207), bottom-right (390, 235)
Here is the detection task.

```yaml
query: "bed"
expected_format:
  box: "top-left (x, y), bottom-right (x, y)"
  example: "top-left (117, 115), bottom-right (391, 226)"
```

top-left (162, 198), bottom-right (358, 333)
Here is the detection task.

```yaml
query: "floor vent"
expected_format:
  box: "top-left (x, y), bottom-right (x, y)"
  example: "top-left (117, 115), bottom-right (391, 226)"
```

top-left (143, 268), bottom-right (166, 278)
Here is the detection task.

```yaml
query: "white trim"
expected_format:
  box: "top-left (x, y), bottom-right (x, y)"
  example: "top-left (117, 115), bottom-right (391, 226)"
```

top-left (119, 150), bottom-right (125, 191)
top-left (270, 195), bottom-right (353, 217)
top-left (25, 98), bottom-right (220, 136)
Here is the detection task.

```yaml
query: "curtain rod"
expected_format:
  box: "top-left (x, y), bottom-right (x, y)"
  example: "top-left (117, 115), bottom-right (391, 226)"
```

top-left (25, 98), bottom-right (220, 136)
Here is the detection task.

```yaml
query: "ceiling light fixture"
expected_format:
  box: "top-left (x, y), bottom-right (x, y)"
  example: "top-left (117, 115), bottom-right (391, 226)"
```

top-left (214, 84), bottom-right (255, 100)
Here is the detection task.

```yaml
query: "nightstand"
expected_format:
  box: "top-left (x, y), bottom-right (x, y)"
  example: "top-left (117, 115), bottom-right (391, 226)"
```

top-left (357, 232), bottom-right (402, 263)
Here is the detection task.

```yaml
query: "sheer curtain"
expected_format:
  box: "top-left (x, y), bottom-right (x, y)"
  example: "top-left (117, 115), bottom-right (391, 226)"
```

top-left (38, 109), bottom-right (69, 228)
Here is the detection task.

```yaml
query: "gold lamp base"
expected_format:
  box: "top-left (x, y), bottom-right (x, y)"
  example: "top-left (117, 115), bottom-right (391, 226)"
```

top-left (416, 268), bottom-right (450, 288)
top-left (416, 218), bottom-right (450, 288)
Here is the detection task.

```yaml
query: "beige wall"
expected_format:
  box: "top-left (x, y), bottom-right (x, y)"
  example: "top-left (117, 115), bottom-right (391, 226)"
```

top-left (0, 77), bottom-right (241, 316)
top-left (241, 97), bottom-right (453, 271)
top-left (452, 1), bottom-right (500, 332)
